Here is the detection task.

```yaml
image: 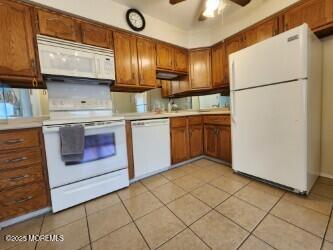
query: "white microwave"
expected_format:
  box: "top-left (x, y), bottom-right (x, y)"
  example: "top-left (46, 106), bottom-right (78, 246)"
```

top-left (37, 35), bottom-right (115, 80)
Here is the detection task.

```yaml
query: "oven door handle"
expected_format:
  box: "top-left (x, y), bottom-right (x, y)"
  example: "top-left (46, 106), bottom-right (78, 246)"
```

top-left (43, 121), bottom-right (125, 133)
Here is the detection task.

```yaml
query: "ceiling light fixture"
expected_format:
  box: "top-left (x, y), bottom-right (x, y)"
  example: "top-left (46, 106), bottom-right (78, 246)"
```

top-left (203, 0), bottom-right (220, 18)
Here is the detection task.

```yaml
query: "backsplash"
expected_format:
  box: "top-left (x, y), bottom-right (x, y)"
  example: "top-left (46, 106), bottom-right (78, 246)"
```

top-left (0, 86), bottom-right (230, 119)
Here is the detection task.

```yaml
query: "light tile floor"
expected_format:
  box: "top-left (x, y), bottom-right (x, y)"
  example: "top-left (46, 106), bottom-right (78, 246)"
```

top-left (2, 160), bottom-right (333, 250)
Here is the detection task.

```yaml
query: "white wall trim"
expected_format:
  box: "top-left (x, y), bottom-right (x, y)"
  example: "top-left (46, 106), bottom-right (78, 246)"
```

top-left (320, 172), bottom-right (333, 179)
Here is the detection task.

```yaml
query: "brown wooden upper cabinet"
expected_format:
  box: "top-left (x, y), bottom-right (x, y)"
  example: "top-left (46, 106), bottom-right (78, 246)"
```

top-left (38, 10), bottom-right (81, 42)
top-left (211, 42), bottom-right (227, 88)
top-left (156, 43), bottom-right (188, 73)
top-left (243, 17), bottom-right (279, 48)
top-left (137, 37), bottom-right (156, 87)
top-left (81, 22), bottom-right (113, 48)
top-left (156, 43), bottom-right (174, 70)
top-left (173, 48), bottom-right (188, 72)
top-left (189, 48), bottom-right (211, 89)
top-left (0, 0), bottom-right (38, 83)
top-left (113, 32), bottom-right (139, 86)
top-left (225, 34), bottom-right (244, 83)
top-left (283, 0), bottom-right (333, 31)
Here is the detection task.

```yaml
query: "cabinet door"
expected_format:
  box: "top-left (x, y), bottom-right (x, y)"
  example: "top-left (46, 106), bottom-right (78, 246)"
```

top-left (244, 17), bottom-right (279, 48)
top-left (211, 42), bottom-right (226, 88)
top-left (174, 48), bottom-right (188, 72)
top-left (38, 10), bottom-right (80, 41)
top-left (256, 18), bottom-right (279, 43)
top-left (171, 126), bottom-right (189, 164)
top-left (0, 0), bottom-right (37, 78)
top-left (204, 125), bottom-right (218, 158)
top-left (225, 34), bottom-right (244, 83)
top-left (189, 124), bottom-right (203, 158)
top-left (189, 49), bottom-right (211, 89)
top-left (156, 43), bottom-right (174, 70)
top-left (161, 80), bottom-right (171, 97)
top-left (113, 32), bottom-right (138, 86)
top-left (217, 126), bottom-right (232, 163)
top-left (284, 0), bottom-right (333, 31)
top-left (137, 38), bottom-right (156, 87)
top-left (81, 22), bottom-right (112, 48)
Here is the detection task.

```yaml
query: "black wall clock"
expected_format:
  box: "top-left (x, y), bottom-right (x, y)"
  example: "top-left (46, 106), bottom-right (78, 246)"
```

top-left (126, 8), bottom-right (145, 32)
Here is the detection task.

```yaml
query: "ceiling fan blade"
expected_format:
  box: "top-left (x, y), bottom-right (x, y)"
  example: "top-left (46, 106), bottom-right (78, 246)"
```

top-left (229, 0), bottom-right (251, 6)
top-left (197, 0), bottom-right (207, 22)
top-left (169, 0), bottom-right (186, 5)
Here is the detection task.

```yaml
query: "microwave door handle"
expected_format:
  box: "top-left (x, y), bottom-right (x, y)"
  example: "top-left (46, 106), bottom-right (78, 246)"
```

top-left (95, 57), bottom-right (100, 78)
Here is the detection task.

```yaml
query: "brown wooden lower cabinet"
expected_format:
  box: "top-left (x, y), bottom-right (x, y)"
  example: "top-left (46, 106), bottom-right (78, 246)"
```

top-left (0, 128), bottom-right (50, 222)
top-left (170, 117), bottom-right (189, 164)
top-left (170, 115), bottom-right (231, 164)
top-left (203, 115), bottom-right (232, 163)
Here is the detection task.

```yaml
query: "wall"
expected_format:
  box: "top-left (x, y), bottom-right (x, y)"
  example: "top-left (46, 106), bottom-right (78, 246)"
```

top-left (320, 36), bottom-right (333, 177)
top-left (29, 0), bottom-right (189, 47)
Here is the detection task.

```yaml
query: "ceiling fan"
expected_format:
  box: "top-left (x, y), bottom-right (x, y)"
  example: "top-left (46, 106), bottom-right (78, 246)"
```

top-left (169, 0), bottom-right (251, 21)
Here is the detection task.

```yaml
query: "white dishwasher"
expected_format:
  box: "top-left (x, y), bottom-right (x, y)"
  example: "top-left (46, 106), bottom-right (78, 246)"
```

top-left (131, 119), bottom-right (171, 180)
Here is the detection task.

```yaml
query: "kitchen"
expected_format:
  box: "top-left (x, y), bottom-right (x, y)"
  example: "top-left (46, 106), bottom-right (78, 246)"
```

top-left (1, 0), bottom-right (333, 249)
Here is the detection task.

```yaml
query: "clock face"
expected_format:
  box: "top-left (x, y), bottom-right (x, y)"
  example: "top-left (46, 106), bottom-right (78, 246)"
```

top-left (126, 9), bottom-right (145, 31)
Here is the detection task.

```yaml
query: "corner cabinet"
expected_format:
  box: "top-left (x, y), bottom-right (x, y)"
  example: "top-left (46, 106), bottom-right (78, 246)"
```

top-left (0, 0), bottom-right (39, 85)
top-left (189, 48), bottom-right (211, 89)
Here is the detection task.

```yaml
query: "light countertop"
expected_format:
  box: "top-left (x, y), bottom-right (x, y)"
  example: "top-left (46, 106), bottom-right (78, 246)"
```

top-left (0, 109), bottom-right (230, 131)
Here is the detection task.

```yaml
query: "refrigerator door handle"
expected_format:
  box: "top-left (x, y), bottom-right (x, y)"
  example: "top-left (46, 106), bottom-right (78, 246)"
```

top-left (231, 60), bottom-right (235, 89)
top-left (231, 91), bottom-right (236, 124)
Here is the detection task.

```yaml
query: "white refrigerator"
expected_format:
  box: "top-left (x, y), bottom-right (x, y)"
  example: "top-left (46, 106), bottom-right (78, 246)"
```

top-left (230, 24), bottom-right (322, 194)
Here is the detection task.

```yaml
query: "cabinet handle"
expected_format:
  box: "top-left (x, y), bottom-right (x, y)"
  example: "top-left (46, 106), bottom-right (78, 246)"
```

top-left (4, 139), bottom-right (24, 145)
top-left (4, 157), bottom-right (28, 164)
top-left (32, 78), bottom-right (38, 88)
top-left (13, 196), bottom-right (33, 204)
top-left (9, 175), bottom-right (29, 181)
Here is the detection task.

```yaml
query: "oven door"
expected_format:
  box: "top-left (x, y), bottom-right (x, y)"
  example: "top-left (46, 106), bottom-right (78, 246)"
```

top-left (43, 120), bottom-right (128, 189)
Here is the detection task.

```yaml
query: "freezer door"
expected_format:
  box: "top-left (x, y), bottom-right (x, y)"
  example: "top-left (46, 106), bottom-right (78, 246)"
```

top-left (231, 80), bottom-right (307, 191)
top-left (229, 24), bottom-right (309, 91)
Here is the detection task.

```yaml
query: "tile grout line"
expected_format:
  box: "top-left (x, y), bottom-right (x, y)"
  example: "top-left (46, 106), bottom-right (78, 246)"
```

top-left (236, 191), bottom-right (285, 250)
top-left (117, 193), bottom-right (152, 250)
top-left (320, 202), bottom-right (333, 249)
top-left (34, 214), bottom-right (45, 250)
top-left (83, 205), bottom-right (93, 250)
top-left (144, 180), bottom-right (213, 249)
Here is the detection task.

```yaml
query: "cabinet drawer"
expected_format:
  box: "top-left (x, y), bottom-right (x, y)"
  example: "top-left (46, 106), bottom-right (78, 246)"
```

top-left (188, 116), bottom-right (202, 125)
top-left (0, 148), bottom-right (42, 171)
top-left (170, 117), bottom-right (187, 128)
top-left (0, 129), bottom-right (40, 150)
top-left (0, 164), bottom-right (44, 191)
top-left (0, 182), bottom-right (48, 221)
top-left (203, 115), bottom-right (230, 126)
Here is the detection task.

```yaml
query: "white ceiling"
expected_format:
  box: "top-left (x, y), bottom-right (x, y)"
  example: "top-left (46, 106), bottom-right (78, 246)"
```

top-left (112, 0), bottom-right (243, 30)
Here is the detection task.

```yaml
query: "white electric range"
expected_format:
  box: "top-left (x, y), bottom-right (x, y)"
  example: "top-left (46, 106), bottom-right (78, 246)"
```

top-left (43, 81), bottom-right (129, 212)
